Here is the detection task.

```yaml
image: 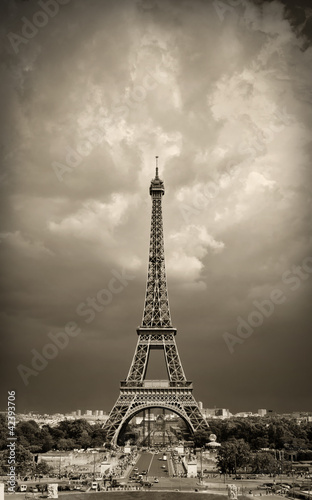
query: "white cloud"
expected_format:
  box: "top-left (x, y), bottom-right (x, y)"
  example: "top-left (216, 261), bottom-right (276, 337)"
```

top-left (167, 251), bottom-right (203, 282)
top-left (245, 171), bottom-right (276, 194)
top-left (2, 231), bottom-right (53, 258)
top-left (171, 225), bottom-right (224, 255)
top-left (48, 194), bottom-right (136, 242)
top-left (166, 225), bottom-right (224, 283)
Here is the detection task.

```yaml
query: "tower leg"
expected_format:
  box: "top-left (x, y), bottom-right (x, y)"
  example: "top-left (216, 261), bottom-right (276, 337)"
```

top-left (143, 409), bottom-right (145, 445)
top-left (163, 408), bottom-right (165, 446)
top-left (148, 408), bottom-right (151, 447)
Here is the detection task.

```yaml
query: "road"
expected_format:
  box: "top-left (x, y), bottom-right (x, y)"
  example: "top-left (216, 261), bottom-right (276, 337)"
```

top-left (127, 452), bottom-right (171, 481)
top-left (125, 451), bottom-right (201, 490)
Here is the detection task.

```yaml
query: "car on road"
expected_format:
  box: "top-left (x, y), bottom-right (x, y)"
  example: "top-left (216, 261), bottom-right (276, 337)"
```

top-left (140, 481), bottom-right (152, 488)
top-left (154, 478), bottom-right (159, 483)
top-left (257, 483), bottom-right (273, 490)
top-left (278, 483), bottom-right (291, 490)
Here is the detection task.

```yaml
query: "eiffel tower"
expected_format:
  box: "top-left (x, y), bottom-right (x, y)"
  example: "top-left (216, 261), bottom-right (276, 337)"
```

top-left (103, 158), bottom-right (209, 445)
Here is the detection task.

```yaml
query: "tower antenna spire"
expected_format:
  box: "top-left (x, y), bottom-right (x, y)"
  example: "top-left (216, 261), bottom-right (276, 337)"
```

top-left (155, 155), bottom-right (159, 178)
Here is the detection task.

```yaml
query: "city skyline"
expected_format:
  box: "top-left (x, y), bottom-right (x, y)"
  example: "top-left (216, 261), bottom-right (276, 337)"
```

top-left (1, 0), bottom-right (312, 416)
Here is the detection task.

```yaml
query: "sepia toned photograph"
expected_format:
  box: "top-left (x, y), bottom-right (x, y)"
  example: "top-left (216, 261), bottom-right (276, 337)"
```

top-left (1, 0), bottom-right (312, 498)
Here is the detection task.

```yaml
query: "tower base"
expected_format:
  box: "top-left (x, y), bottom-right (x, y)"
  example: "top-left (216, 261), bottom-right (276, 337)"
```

top-left (103, 381), bottom-right (209, 445)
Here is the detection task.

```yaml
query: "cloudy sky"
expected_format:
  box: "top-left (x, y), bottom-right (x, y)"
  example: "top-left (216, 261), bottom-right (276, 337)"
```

top-left (1, 0), bottom-right (312, 416)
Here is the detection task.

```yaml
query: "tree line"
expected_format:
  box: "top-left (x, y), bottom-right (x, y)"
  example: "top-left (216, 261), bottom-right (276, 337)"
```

top-left (0, 415), bottom-right (107, 454)
top-left (193, 416), bottom-right (312, 474)
top-left (1, 414), bottom-right (311, 476)
top-left (1, 415), bottom-right (311, 454)
top-left (208, 416), bottom-right (312, 452)
top-left (191, 416), bottom-right (312, 452)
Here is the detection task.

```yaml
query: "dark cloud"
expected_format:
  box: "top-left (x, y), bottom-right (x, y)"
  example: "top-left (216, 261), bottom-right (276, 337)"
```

top-left (0, 0), bottom-right (311, 415)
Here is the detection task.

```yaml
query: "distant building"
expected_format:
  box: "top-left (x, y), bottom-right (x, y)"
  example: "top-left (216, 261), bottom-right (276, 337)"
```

top-left (215, 408), bottom-right (230, 418)
top-left (258, 409), bottom-right (267, 416)
top-left (234, 412), bottom-right (254, 417)
top-left (142, 412), bottom-right (156, 421)
top-left (200, 408), bottom-right (230, 419)
top-left (200, 408), bottom-right (216, 418)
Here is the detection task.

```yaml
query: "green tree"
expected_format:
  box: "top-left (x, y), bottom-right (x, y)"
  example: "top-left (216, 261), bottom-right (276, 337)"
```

top-left (193, 430), bottom-right (211, 447)
top-left (16, 421), bottom-right (41, 449)
top-left (251, 451), bottom-right (278, 474)
top-left (91, 427), bottom-right (107, 447)
top-left (56, 419), bottom-right (92, 447)
top-left (41, 434), bottom-right (54, 453)
top-left (0, 415), bottom-right (7, 450)
top-left (79, 430), bottom-right (91, 449)
top-left (34, 462), bottom-right (52, 475)
top-left (217, 439), bottom-right (251, 474)
top-left (15, 445), bottom-right (34, 475)
top-left (3, 445), bottom-right (33, 477)
top-left (56, 438), bottom-right (76, 451)
top-left (250, 436), bottom-right (269, 450)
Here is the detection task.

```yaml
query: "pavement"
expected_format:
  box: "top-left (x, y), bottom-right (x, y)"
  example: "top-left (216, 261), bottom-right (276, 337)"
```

top-left (3, 492), bottom-right (297, 500)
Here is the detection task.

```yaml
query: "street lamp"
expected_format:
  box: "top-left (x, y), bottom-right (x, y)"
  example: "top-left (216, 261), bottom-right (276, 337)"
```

top-left (200, 447), bottom-right (203, 484)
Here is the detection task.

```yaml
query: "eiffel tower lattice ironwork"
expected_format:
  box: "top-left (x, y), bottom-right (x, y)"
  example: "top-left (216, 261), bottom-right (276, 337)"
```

top-left (103, 158), bottom-right (209, 445)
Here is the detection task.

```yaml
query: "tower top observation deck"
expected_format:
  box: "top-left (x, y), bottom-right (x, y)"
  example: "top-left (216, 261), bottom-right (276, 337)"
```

top-left (149, 156), bottom-right (165, 196)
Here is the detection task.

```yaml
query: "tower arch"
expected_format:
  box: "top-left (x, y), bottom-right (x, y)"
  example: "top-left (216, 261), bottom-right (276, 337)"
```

top-left (114, 403), bottom-right (194, 446)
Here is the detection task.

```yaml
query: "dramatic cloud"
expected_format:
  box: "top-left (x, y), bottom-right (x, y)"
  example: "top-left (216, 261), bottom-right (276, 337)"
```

top-left (0, 0), bottom-right (311, 415)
